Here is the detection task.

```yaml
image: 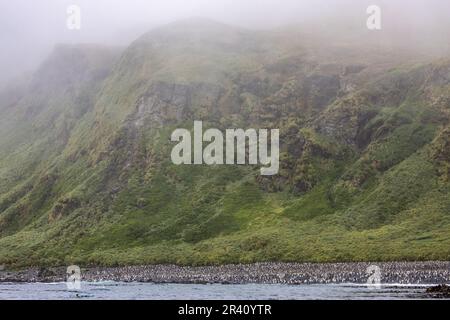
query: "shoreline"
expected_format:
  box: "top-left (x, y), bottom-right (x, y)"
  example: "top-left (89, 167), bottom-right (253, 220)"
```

top-left (1, 261), bottom-right (450, 285)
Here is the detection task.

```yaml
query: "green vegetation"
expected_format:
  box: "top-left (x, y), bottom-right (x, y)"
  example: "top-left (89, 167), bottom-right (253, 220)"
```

top-left (0, 20), bottom-right (449, 267)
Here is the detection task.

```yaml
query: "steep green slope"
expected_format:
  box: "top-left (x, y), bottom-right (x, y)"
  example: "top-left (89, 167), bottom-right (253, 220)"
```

top-left (0, 20), bottom-right (449, 267)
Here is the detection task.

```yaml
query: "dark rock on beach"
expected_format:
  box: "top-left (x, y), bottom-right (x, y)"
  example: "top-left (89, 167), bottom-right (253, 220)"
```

top-left (426, 284), bottom-right (450, 298)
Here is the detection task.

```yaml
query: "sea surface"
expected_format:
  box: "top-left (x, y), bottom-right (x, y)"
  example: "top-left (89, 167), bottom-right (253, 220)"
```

top-left (0, 282), bottom-right (442, 300)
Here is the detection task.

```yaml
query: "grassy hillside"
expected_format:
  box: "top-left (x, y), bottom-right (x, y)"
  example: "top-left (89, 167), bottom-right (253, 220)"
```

top-left (0, 20), bottom-right (449, 267)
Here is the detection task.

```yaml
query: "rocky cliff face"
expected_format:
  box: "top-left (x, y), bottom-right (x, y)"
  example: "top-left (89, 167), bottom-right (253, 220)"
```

top-left (0, 20), bottom-right (449, 266)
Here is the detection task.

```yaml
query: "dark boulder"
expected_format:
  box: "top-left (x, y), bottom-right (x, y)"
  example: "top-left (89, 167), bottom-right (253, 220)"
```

top-left (426, 284), bottom-right (450, 298)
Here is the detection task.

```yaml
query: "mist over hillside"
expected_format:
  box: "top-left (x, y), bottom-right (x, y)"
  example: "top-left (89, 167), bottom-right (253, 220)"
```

top-left (0, 2), bottom-right (449, 267)
top-left (1, 0), bottom-right (450, 87)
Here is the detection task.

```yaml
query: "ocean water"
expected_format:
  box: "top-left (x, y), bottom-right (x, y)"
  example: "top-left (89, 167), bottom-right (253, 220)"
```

top-left (0, 282), bottom-right (440, 300)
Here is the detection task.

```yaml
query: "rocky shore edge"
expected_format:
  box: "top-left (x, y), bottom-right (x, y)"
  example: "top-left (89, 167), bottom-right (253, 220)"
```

top-left (1, 261), bottom-right (450, 286)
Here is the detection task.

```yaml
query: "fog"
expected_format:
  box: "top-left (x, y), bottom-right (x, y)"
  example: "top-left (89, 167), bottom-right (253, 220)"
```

top-left (1, 0), bottom-right (449, 87)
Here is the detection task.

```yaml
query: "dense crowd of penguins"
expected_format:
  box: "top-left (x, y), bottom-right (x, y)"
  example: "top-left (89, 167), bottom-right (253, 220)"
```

top-left (1, 261), bottom-right (449, 285)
